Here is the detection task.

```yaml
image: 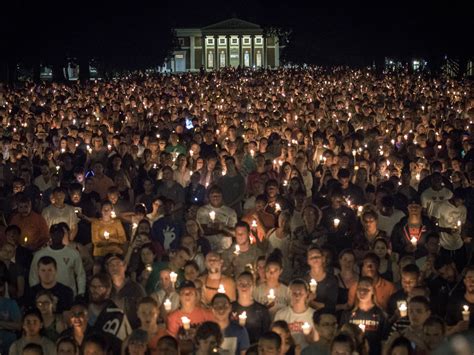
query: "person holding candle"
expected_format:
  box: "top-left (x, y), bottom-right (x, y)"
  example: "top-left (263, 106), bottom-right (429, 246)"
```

top-left (199, 251), bottom-right (236, 305)
top-left (305, 246), bottom-right (339, 311)
top-left (300, 308), bottom-right (338, 355)
top-left (91, 201), bottom-right (127, 259)
top-left (266, 211), bottom-right (293, 283)
top-left (196, 186), bottom-right (237, 252)
top-left (274, 279), bottom-right (315, 351)
top-left (353, 209), bottom-right (388, 261)
top-left (231, 271), bottom-right (271, 345)
top-left (445, 265), bottom-right (474, 334)
top-left (211, 293), bottom-right (250, 355)
top-left (387, 264), bottom-right (420, 320)
top-left (222, 221), bottom-right (264, 278)
top-left (340, 276), bottom-right (389, 355)
top-left (242, 194), bottom-right (276, 243)
top-left (193, 321), bottom-right (223, 355)
top-left (253, 251), bottom-right (289, 316)
top-left (431, 188), bottom-right (468, 273)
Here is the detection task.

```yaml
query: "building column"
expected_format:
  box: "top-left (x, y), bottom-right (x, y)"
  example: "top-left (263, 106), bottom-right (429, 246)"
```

top-left (263, 36), bottom-right (267, 68)
top-left (274, 36), bottom-right (279, 67)
top-left (214, 35), bottom-right (218, 70)
top-left (226, 35), bottom-right (230, 67)
top-left (251, 35), bottom-right (255, 67)
top-left (190, 36), bottom-right (195, 71)
top-left (202, 36), bottom-right (206, 70)
top-left (239, 35), bottom-right (243, 67)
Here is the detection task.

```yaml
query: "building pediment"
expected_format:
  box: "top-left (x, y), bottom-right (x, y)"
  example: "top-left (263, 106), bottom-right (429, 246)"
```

top-left (202, 18), bottom-right (263, 35)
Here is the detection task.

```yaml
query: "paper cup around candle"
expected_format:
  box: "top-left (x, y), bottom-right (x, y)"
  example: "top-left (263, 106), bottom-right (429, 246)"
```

top-left (239, 311), bottom-right (247, 326)
top-left (217, 284), bottom-right (226, 293)
top-left (103, 231), bottom-right (110, 240)
top-left (170, 271), bottom-right (178, 284)
top-left (301, 322), bottom-right (311, 335)
top-left (333, 218), bottom-right (340, 228)
top-left (410, 237), bottom-right (417, 246)
top-left (209, 211), bottom-right (216, 222)
top-left (398, 301), bottom-right (408, 317)
top-left (310, 279), bottom-right (318, 293)
top-left (267, 288), bottom-right (276, 303)
top-left (181, 316), bottom-right (191, 330)
top-left (462, 305), bottom-right (470, 321)
top-left (164, 298), bottom-right (172, 311)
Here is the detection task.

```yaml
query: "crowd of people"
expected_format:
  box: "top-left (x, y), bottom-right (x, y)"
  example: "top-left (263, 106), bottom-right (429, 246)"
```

top-left (0, 66), bottom-right (473, 355)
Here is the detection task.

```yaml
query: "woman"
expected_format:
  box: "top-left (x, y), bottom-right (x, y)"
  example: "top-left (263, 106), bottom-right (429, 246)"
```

top-left (340, 277), bottom-right (389, 355)
top-left (180, 235), bottom-right (205, 273)
top-left (115, 172), bottom-right (134, 205)
top-left (174, 154), bottom-right (192, 188)
top-left (266, 212), bottom-right (292, 282)
top-left (126, 219), bottom-right (153, 274)
top-left (8, 308), bottom-right (56, 355)
top-left (271, 320), bottom-right (301, 355)
top-left (133, 243), bottom-right (159, 286)
top-left (146, 198), bottom-right (163, 225)
top-left (184, 219), bottom-right (211, 256)
top-left (372, 238), bottom-right (400, 284)
top-left (253, 252), bottom-right (289, 316)
top-left (232, 271), bottom-right (271, 345)
top-left (59, 301), bottom-right (92, 347)
top-left (335, 249), bottom-right (359, 312)
top-left (91, 201), bottom-right (127, 259)
top-left (35, 291), bottom-right (65, 342)
top-left (254, 255), bottom-right (267, 286)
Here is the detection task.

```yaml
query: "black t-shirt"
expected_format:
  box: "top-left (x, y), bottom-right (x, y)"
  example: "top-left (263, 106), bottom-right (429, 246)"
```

top-left (341, 306), bottom-right (389, 355)
top-left (231, 301), bottom-right (271, 345)
top-left (445, 294), bottom-right (474, 328)
top-left (305, 273), bottom-right (339, 310)
top-left (29, 282), bottom-right (74, 313)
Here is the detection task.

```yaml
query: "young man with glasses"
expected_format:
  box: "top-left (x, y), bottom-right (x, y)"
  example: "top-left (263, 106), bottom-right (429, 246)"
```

top-left (301, 308), bottom-right (338, 355)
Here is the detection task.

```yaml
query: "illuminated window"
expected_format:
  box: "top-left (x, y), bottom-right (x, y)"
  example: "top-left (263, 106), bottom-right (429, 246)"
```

top-left (206, 37), bottom-right (214, 46)
top-left (208, 51), bottom-right (214, 68)
top-left (244, 50), bottom-right (250, 67)
top-left (231, 38), bottom-right (238, 45)
top-left (256, 50), bottom-right (262, 67)
top-left (255, 37), bottom-right (263, 45)
top-left (220, 50), bottom-right (226, 67)
top-left (243, 37), bottom-right (251, 45)
top-left (219, 38), bottom-right (226, 45)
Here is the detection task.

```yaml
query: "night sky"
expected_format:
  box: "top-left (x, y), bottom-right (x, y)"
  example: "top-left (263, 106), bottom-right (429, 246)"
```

top-left (2, 0), bottom-right (472, 69)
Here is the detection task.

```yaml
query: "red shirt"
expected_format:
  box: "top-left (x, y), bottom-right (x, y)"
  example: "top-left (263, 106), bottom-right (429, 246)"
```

top-left (166, 307), bottom-right (215, 337)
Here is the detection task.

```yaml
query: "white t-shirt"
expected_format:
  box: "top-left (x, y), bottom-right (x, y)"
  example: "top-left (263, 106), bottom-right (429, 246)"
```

top-left (196, 204), bottom-right (237, 252)
top-left (432, 200), bottom-right (467, 251)
top-left (274, 306), bottom-right (315, 349)
top-left (41, 203), bottom-right (79, 229)
top-left (421, 187), bottom-right (453, 217)
top-left (378, 209), bottom-right (405, 237)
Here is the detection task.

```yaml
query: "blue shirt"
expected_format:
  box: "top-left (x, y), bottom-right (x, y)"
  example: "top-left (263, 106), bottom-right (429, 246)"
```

top-left (221, 322), bottom-right (250, 355)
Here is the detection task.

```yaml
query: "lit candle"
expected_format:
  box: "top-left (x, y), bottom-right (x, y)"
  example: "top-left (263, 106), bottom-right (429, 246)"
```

top-left (189, 150), bottom-right (193, 157)
top-left (103, 231), bottom-right (110, 240)
top-left (357, 206), bottom-right (363, 216)
top-left (309, 279), bottom-right (318, 293)
top-left (358, 324), bottom-right (366, 332)
top-left (234, 245), bottom-right (240, 255)
top-left (217, 284), bottom-right (226, 293)
top-left (457, 220), bottom-right (462, 230)
top-left (301, 322), bottom-right (312, 335)
top-left (283, 180), bottom-right (288, 187)
top-left (275, 203), bottom-right (281, 212)
top-left (107, 144), bottom-right (112, 150)
top-left (111, 211), bottom-right (117, 219)
top-left (181, 316), bottom-right (191, 330)
top-left (398, 301), bottom-right (408, 317)
top-left (24, 236), bottom-right (28, 244)
top-left (463, 305), bottom-right (470, 321)
top-left (170, 271), bottom-right (178, 284)
top-left (333, 218), bottom-right (340, 228)
top-left (145, 264), bottom-right (153, 272)
top-left (267, 288), bottom-right (276, 303)
top-left (239, 311), bottom-right (247, 326)
top-left (251, 220), bottom-right (258, 228)
top-left (410, 237), bottom-right (417, 247)
top-left (163, 298), bottom-right (172, 311)
top-left (209, 211), bottom-right (216, 222)
top-left (415, 173), bottom-right (421, 181)
top-left (55, 165), bottom-right (60, 171)
top-left (250, 149), bottom-right (255, 157)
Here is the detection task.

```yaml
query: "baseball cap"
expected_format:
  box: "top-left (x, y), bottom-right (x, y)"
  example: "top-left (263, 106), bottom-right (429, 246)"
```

top-left (178, 280), bottom-right (196, 292)
top-left (128, 329), bottom-right (149, 344)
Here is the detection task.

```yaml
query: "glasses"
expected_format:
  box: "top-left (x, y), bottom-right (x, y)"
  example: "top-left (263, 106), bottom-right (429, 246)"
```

top-left (90, 284), bottom-right (106, 290)
top-left (71, 311), bottom-right (86, 318)
top-left (237, 282), bottom-right (252, 288)
top-left (36, 301), bottom-right (51, 307)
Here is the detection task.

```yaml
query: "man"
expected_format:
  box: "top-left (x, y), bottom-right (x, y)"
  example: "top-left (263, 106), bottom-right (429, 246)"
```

top-left (421, 172), bottom-right (453, 217)
top-left (301, 308), bottom-right (338, 355)
top-left (199, 251), bottom-right (237, 305)
top-left (33, 162), bottom-right (54, 193)
top-left (217, 156), bottom-right (246, 217)
top-left (347, 253), bottom-right (396, 311)
top-left (27, 256), bottom-right (74, 313)
top-left (211, 293), bottom-right (250, 355)
top-left (445, 265), bottom-right (474, 334)
top-left (377, 195), bottom-right (405, 238)
top-left (391, 199), bottom-right (435, 258)
top-left (156, 166), bottom-right (185, 215)
top-left (222, 221), bottom-right (264, 278)
top-left (166, 281), bottom-right (214, 346)
top-left (151, 198), bottom-right (184, 252)
top-left (431, 188), bottom-right (468, 272)
top-left (274, 279), bottom-right (315, 350)
top-left (338, 168), bottom-right (365, 206)
top-left (88, 273), bottom-right (132, 352)
top-left (135, 178), bottom-right (156, 213)
top-left (428, 255), bottom-right (460, 317)
top-left (41, 187), bottom-right (79, 241)
top-left (106, 254), bottom-right (146, 329)
top-left (29, 224), bottom-right (86, 296)
top-left (9, 193), bottom-right (49, 251)
top-left (89, 162), bottom-right (115, 200)
top-left (196, 185), bottom-right (237, 252)
top-left (387, 264), bottom-right (421, 319)
top-left (422, 316), bottom-right (447, 353)
top-left (257, 332), bottom-right (282, 355)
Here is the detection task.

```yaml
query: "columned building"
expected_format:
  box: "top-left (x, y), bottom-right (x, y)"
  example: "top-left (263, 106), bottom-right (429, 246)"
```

top-left (169, 18), bottom-right (283, 72)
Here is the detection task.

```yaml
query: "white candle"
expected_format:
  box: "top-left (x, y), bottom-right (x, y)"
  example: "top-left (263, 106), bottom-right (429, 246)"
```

top-left (410, 237), bottom-right (417, 246)
top-left (310, 279), bottom-right (318, 293)
top-left (107, 144), bottom-right (112, 150)
top-left (463, 305), bottom-right (470, 321)
top-left (103, 231), bottom-right (110, 240)
top-left (164, 298), bottom-right (172, 311)
top-left (301, 322), bottom-right (311, 335)
top-left (217, 284), bottom-right (226, 293)
top-left (275, 203), bottom-right (281, 212)
top-left (181, 316), bottom-right (191, 330)
top-left (251, 220), bottom-right (258, 228)
top-left (267, 288), bottom-right (276, 303)
top-left (283, 180), bottom-right (288, 187)
top-left (55, 165), bottom-right (60, 171)
top-left (170, 271), bottom-right (178, 284)
top-left (250, 149), bottom-right (255, 157)
top-left (111, 211), bottom-right (117, 219)
top-left (398, 301), bottom-right (408, 317)
top-left (333, 218), bottom-right (340, 228)
top-left (145, 264), bottom-right (153, 272)
top-left (209, 211), bottom-right (216, 222)
top-left (239, 311), bottom-right (247, 326)
top-left (234, 245), bottom-right (240, 255)
top-left (189, 150), bottom-right (193, 156)
top-left (358, 324), bottom-right (366, 332)
top-left (457, 220), bottom-right (462, 229)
